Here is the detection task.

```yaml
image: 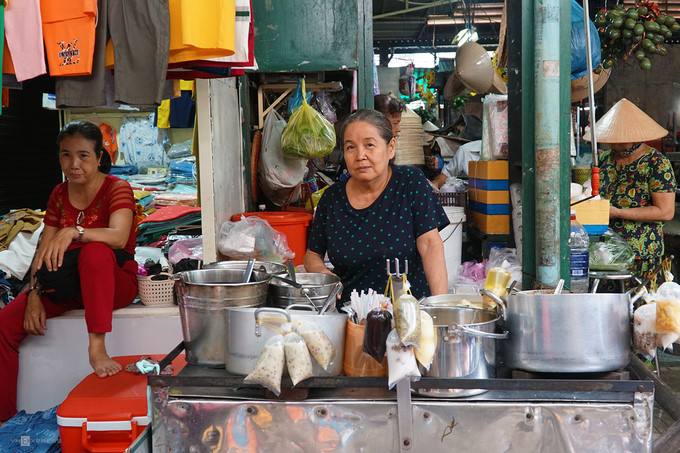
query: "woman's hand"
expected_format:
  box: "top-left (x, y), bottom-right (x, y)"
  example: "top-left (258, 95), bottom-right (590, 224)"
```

top-left (23, 290), bottom-right (47, 336)
top-left (303, 250), bottom-right (336, 276)
top-left (36, 226), bottom-right (77, 272)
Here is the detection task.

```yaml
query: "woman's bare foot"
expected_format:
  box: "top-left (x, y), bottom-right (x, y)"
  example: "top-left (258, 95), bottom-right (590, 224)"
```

top-left (88, 332), bottom-right (121, 378)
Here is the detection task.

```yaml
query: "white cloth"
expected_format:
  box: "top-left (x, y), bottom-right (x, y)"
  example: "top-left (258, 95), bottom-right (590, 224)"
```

top-left (0, 224), bottom-right (44, 279)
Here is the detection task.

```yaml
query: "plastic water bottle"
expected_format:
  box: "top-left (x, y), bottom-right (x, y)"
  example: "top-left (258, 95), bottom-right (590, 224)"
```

top-left (570, 210), bottom-right (589, 293)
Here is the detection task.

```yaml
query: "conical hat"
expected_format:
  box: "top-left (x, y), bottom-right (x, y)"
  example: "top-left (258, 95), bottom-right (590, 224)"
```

top-left (455, 42), bottom-right (507, 95)
top-left (443, 71), bottom-right (469, 101)
top-left (570, 67), bottom-right (611, 103)
top-left (582, 98), bottom-right (667, 143)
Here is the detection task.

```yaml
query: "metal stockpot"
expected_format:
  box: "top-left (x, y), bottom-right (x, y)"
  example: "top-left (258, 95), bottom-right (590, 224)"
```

top-left (269, 272), bottom-right (341, 308)
top-left (175, 268), bottom-right (271, 367)
top-left (202, 260), bottom-right (287, 276)
top-left (224, 306), bottom-right (347, 376)
top-left (503, 291), bottom-right (631, 373)
top-left (417, 306), bottom-right (507, 397)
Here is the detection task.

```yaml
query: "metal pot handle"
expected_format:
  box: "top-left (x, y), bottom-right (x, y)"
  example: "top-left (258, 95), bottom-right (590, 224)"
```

top-left (479, 288), bottom-right (507, 321)
top-left (285, 304), bottom-right (316, 312)
top-left (448, 322), bottom-right (509, 340)
top-left (254, 307), bottom-right (292, 337)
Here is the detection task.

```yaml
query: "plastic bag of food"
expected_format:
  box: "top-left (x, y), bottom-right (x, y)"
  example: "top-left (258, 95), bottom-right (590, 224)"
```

top-left (393, 294), bottom-right (421, 346)
top-left (633, 303), bottom-right (658, 360)
top-left (589, 229), bottom-right (635, 271)
top-left (218, 215), bottom-right (294, 262)
top-left (281, 78), bottom-right (336, 159)
top-left (386, 328), bottom-right (421, 389)
top-left (296, 321), bottom-right (336, 371)
top-left (283, 332), bottom-right (313, 386)
top-left (414, 310), bottom-right (436, 369)
top-left (362, 308), bottom-right (393, 363)
top-left (244, 335), bottom-right (286, 395)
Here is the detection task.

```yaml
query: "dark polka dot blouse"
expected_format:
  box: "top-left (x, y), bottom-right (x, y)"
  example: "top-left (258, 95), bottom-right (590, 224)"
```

top-left (307, 165), bottom-right (449, 306)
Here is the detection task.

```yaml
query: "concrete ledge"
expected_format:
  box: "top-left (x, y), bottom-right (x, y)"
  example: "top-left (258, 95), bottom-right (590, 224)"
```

top-left (57, 302), bottom-right (179, 319)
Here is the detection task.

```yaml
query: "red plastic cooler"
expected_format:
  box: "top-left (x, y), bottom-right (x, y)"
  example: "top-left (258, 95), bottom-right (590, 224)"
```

top-left (57, 354), bottom-right (185, 453)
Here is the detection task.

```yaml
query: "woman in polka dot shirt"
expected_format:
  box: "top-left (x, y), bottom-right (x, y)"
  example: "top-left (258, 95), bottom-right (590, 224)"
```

top-left (304, 109), bottom-right (449, 308)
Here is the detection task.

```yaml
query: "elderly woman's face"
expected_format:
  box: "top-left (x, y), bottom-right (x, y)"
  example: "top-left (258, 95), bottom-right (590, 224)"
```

top-left (386, 113), bottom-right (402, 138)
top-left (59, 134), bottom-right (101, 185)
top-left (343, 121), bottom-right (395, 183)
top-left (609, 142), bottom-right (636, 153)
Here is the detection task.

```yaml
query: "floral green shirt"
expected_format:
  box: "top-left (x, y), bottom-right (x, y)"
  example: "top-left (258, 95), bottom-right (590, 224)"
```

top-left (599, 147), bottom-right (676, 264)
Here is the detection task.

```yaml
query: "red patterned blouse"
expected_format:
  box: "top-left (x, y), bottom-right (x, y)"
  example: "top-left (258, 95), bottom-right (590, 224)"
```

top-left (44, 175), bottom-right (137, 255)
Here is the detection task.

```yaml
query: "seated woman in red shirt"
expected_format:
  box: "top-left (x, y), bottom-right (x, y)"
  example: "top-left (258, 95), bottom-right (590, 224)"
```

top-left (0, 121), bottom-right (138, 424)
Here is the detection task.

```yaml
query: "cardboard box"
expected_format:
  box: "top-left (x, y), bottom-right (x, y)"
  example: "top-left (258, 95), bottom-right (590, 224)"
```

top-left (572, 199), bottom-right (610, 235)
top-left (468, 188), bottom-right (510, 204)
top-left (468, 160), bottom-right (508, 180)
top-left (472, 211), bottom-right (510, 234)
top-left (57, 354), bottom-right (185, 453)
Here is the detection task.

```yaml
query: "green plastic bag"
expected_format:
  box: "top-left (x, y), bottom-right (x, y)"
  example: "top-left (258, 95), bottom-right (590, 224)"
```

top-left (281, 78), bottom-right (336, 159)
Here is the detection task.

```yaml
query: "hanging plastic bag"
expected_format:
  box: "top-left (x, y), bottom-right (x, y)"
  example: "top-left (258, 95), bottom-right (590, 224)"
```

top-left (283, 331), bottom-right (313, 386)
top-left (414, 310), bottom-right (436, 369)
top-left (288, 79), bottom-right (311, 115)
top-left (570, 0), bottom-right (601, 80)
top-left (218, 215), bottom-right (294, 262)
top-left (362, 308), bottom-right (393, 363)
top-left (633, 303), bottom-right (658, 360)
top-left (386, 329), bottom-right (421, 390)
top-left (244, 335), bottom-right (286, 395)
top-left (315, 91), bottom-right (338, 124)
top-left (281, 78), bottom-right (336, 159)
top-left (654, 282), bottom-right (680, 349)
top-left (259, 109), bottom-right (307, 206)
top-left (296, 321), bottom-right (336, 371)
top-left (393, 294), bottom-right (421, 347)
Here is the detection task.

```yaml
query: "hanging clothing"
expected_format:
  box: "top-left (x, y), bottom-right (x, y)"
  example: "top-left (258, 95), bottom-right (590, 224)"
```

top-left (3, 0), bottom-right (47, 81)
top-left (99, 123), bottom-right (118, 162)
top-left (41, 0), bottom-right (97, 76)
top-left (55, 0), bottom-right (170, 108)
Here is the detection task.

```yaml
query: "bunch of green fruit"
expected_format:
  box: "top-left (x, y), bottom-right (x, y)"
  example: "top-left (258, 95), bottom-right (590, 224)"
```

top-left (594, 1), bottom-right (679, 71)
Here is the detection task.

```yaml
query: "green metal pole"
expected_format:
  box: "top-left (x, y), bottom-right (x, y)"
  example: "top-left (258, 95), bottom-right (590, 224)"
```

top-left (559, 0), bottom-right (572, 286)
top-left (358, 0), bottom-right (374, 109)
top-left (533, 0), bottom-right (569, 288)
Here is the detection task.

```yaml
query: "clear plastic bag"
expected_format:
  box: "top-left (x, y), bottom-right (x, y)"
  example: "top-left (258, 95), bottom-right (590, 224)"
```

top-left (244, 335), bottom-right (286, 395)
top-left (296, 321), bottom-right (336, 371)
top-left (167, 238), bottom-right (203, 265)
top-left (218, 215), bottom-right (294, 262)
top-left (414, 310), bottom-right (436, 370)
top-left (362, 308), bottom-right (393, 363)
top-left (633, 303), bottom-right (658, 360)
top-left (281, 78), bottom-right (336, 159)
top-left (283, 332), bottom-right (313, 386)
top-left (589, 229), bottom-right (635, 271)
top-left (393, 294), bottom-right (421, 347)
top-left (386, 329), bottom-right (421, 390)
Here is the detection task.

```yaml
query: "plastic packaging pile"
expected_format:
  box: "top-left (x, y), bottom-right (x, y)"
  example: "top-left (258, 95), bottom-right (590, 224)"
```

top-left (634, 281), bottom-right (680, 360)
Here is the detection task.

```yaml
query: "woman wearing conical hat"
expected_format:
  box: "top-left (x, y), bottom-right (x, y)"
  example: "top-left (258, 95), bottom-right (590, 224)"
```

top-left (584, 98), bottom-right (676, 284)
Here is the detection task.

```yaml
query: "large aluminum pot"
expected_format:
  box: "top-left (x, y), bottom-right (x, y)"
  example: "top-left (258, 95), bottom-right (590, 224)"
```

top-left (225, 306), bottom-right (347, 376)
top-left (202, 260), bottom-right (287, 276)
top-left (417, 306), bottom-right (507, 397)
top-left (504, 291), bottom-right (631, 373)
top-left (269, 272), bottom-right (341, 308)
top-left (176, 268), bottom-right (271, 367)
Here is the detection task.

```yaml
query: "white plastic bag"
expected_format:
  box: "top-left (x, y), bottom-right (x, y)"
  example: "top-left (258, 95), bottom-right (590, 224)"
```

top-left (168, 238), bottom-right (203, 264)
top-left (414, 310), bottom-right (436, 370)
top-left (259, 110), bottom-right (307, 206)
top-left (386, 329), bottom-right (420, 389)
top-left (480, 94), bottom-right (508, 161)
top-left (244, 335), bottom-right (286, 395)
top-left (283, 332), bottom-right (313, 386)
top-left (393, 294), bottom-right (421, 347)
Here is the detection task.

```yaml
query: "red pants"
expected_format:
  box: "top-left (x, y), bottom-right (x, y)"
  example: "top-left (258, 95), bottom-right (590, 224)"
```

top-left (0, 242), bottom-right (138, 420)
